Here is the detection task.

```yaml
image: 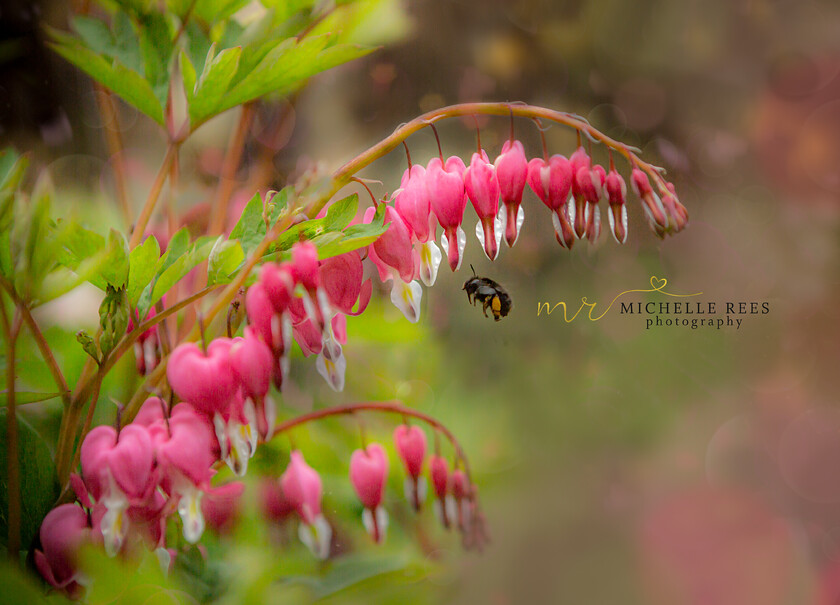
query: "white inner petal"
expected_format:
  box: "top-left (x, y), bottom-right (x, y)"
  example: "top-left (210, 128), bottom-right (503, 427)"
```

top-left (316, 349), bottom-right (346, 392)
top-left (389, 279), bottom-right (423, 323)
top-left (177, 486), bottom-right (205, 544)
top-left (418, 240), bottom-right (442, 287)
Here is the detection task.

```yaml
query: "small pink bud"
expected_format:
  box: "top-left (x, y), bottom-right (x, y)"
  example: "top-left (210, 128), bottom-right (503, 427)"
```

top-left (167, 340), bottom-right (238, 417)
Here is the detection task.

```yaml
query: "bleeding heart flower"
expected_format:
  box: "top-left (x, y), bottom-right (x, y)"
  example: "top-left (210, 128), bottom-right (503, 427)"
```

top-left (465, 151), bottom-right (502, 261)
top-left (260, 478), bottom-right (295, 523)
top-left (427, 156), bottom-right (468, 271)
top-left (527, 154), bottom-right (575, 249)
top-left (450, 469), bottom-right (472, 532)
top-left (202, 482), bottom-right (245, 535)
top-left (319, 251), bottom-right (372, 316)
top-left (366, 206), bottom-right (416, 283)
top-left (80, 424), bottom-right (156, 555)
top-left (260, 261), bottom-right (294, 314)
top-left (495, 139), bottom-right (528, 247)
top-left (605, 169), bottom-right (628, 244)
top-left (350, 443), bottom-right (389, 543)
top-left (230, 327), bottom-right (273, 401)
top-left (350, 443), bottom-right (389, 510)
top-left (167, 340), bottom-right (238, 417)
top-left (34, 504), bottom-right (91, 598)
top-left (281, 451), bottom-right (331, 559)
top-left (394, 164), bottom-right (435, 243)
top-left (429, 455), bottom-right (453, 530)
top-left (394, 424), bottom-right (427, 511)
top-left (289, 241), bottom-right (320, 293)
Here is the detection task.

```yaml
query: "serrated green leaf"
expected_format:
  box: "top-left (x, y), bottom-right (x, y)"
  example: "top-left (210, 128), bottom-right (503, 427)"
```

top-left (207, 237), bottom-right (245, 285)
top-left (323, 193), bottom-right (358, 231)
top-left (229, 192), bottom-right (266, 255)
top-left (190, 45), bottom-right (242, 125)
top-left (48, 28), bottom-right (164, 124)
top-left (0, 410), bottom-right (60, 551)
top-left (127, 235), bottom-right (160, 308)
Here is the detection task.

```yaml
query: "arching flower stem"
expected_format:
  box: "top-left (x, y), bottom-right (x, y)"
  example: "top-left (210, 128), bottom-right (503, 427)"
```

top-left (272, 401), bottom-right (474, 484)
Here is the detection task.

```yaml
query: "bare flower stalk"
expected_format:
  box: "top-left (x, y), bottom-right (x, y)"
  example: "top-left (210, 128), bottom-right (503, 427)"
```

top-left (271, 400), bottom-right (474, 483)
top-left (129, 143), bottom-right (179, 249)
top-left (207, 103), bottom-right (256, 237)
top-left (2, 302), bottom-right (23, 560)
top-left (95, 85), bottom-right (132, 231)
top-left (0, 275), bottom-right (70, 407)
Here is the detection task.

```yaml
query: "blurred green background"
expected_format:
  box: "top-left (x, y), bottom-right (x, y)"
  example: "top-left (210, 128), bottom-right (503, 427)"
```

top-left (5, 0), bottom-right (840, 603)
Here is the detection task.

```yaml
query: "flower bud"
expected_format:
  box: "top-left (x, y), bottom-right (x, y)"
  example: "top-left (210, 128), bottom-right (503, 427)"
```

top-left (605, 170), bottom-right (628, 244)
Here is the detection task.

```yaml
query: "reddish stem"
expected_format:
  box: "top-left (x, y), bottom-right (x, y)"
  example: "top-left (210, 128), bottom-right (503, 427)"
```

top-left (271, 401), bottom-right (473, 483)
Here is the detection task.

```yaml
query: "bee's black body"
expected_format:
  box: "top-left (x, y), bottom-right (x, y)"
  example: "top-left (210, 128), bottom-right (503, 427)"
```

top-left (463, 271), bottom-right (512, 321)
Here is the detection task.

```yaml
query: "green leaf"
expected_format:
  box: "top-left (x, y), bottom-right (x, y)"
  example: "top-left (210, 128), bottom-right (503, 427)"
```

top-left (147, 237), bottom-right (214, 308)
top-left (267, 187), bottom-right (292, 226)
top-left (0, 561), bottom-right (51, 604)
top-left (100, 229), bottom-right (130, 288)
top-left (229, 192), bottom-right (266, 255)
top-left (48, 28), bottom-right (165, 125)
top-left (127, 235), bottom-right (160, 308)
top-left (215, 35), bottom-right (330, 116)
top-left (190, 44), bottom-right (243, 126)
top-left (0, 391), bottom-right (63, 405)
top-left (0, 149), bottom-right (28, 191)
top-left (0, 410), bottom-right (61, 551)
top-left (323, 193), bottom-right (358, 231)
top-left (270, 217), bottom-right (327, 253)
top-left (207, 237), bottom-right (244, 285)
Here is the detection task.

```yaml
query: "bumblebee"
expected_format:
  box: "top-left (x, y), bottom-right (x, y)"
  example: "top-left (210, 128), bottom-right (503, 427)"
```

top-left (463, 266), bottom-right (512, 321)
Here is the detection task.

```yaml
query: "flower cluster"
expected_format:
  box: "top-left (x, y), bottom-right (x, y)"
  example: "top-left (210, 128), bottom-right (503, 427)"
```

top-left (34, 406), bottom-right (483, 596)
top-left (246, 240), bottom-right (370, 392)
top-left (357, 136), bottom-right (688, 324)
top-left (259, 422), bottom-right (486, 555)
